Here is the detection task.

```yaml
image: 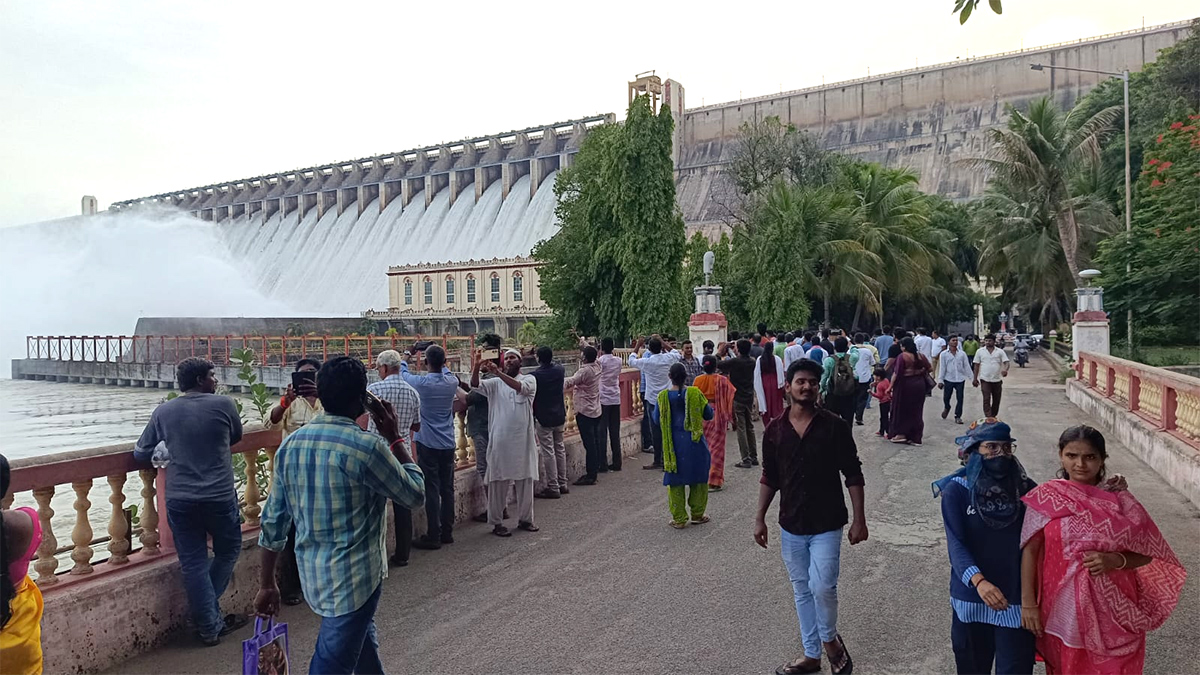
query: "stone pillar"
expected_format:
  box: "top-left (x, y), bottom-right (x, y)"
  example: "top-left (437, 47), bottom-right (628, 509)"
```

top-left (1072, 286), bottom-right (1110, 361)
top-left (688, 285), bottom-right (727, 349)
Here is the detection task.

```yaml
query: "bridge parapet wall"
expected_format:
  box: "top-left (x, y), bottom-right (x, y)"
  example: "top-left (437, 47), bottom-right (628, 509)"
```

top-left (1068, 351), bottom-right (1200, 508)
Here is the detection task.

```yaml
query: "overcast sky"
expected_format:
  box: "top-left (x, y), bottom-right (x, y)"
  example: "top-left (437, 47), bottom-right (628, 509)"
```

top-left (1, 1), bottom-right (1194, 227)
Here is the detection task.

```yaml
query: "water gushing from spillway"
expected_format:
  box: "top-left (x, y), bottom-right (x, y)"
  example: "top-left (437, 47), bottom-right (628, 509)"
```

top-left (216, 171), bottom-right (558, 312)
top-left (0, 211), bottom-right (295, 370)
top-left (0, 172), bottom-right (562, 369)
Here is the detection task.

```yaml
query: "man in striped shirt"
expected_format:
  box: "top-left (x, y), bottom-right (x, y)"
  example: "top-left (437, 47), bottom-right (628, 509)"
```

top-left (367, 350), bottom-right (422, 567)
top-left (256, 356), bottom-right (425, 674)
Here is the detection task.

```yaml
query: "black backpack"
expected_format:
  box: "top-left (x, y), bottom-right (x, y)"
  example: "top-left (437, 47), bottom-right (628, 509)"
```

top-left (832, 354), bottom-right (857, 397)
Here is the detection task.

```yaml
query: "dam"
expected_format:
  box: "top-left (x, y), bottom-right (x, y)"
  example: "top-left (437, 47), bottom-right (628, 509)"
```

top-left (3, 20), bottom-right (1192, 353)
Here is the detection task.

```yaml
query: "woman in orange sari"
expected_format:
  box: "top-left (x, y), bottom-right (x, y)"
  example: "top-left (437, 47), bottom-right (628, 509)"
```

top-left (693, 355), bottom-right (735, 492)
top-left (1020, 426), bottom-right (1186, 674)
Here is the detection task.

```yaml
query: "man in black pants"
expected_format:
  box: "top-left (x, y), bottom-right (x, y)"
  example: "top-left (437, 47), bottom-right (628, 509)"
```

top-left (718, 339), bottom-right (758, 469)
top-left (597, 338), bottom-right (624, 471)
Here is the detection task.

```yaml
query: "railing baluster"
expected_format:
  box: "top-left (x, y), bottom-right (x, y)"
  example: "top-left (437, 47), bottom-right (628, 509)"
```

top-left (242, 451), bottom-right (261, 527)
top-left (107, 474), bottom-right (130, 565)
top-left (139, 469), bottom-right (161, 555)
top-left (455, 414), bottom-right (470, 468)
top-left (32, 487), bottom-right (59, 585)
top-left (70, 480), bottom-right (95, 574)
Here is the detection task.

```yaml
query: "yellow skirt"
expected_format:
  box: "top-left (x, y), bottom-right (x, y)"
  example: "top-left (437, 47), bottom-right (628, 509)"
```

top-left (0, 577), bottom-right (44, 675)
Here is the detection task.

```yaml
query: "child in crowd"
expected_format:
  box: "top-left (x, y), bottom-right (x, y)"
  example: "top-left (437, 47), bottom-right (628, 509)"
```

top-left (870, 366), bottom-right (892, 438)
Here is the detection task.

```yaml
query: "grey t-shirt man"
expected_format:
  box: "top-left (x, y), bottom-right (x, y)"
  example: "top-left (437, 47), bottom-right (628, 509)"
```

top-left (135, 392), bottom-right (244, 502)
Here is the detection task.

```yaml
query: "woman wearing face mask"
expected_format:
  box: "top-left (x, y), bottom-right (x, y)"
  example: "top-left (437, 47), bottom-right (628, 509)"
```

top-left (932, 422), bottom-right (1037, 674)
top-left (1019, 426), bottom-right (1186, 674)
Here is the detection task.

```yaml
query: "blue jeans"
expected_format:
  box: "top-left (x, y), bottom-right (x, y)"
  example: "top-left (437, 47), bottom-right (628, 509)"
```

top-left (780, 528), bottom-right (842, 659)
top-left (311, 583), bottom-right (384, 674)
top-left (165, 497), bottom-right (242, 639)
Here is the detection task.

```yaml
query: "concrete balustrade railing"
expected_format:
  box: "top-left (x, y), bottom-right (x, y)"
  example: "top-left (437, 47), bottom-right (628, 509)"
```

top-left (5, 369), bottom-right (644, 589)
top-left (5, 429), bottom-right (281, 589)
top-left (1075, 352), bottom-right (1200, 449)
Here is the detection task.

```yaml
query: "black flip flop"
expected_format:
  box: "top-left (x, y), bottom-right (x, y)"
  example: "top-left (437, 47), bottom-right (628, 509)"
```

top-left (517, 521), bottom-right (540, 532)
top-left (830, 635), bottom-right (853, 675)
top-left (492, 525), bottom-right (512, 537)
top-left (775, 656), bottom-right (821, 675)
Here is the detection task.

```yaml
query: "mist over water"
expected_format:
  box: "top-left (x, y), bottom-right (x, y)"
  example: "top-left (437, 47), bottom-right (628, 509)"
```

top-left (0, 172), bottom-right (563, 380)
top-left (0, 210), bottom-right (296, 371)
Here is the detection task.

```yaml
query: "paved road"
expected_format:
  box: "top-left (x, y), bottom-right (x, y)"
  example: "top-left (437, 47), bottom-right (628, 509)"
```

top-left (116, 355), bottom-right (1199, 674)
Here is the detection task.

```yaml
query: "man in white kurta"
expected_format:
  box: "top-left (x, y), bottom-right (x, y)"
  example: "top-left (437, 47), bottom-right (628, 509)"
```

top-left (472, 349), bottom-right (540, 537)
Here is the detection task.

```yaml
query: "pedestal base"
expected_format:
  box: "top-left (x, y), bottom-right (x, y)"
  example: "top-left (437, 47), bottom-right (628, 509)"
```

top-left (1072, 318), bottom-right (1110, 361)
top-left (689, 312), bottom-right (727, 351)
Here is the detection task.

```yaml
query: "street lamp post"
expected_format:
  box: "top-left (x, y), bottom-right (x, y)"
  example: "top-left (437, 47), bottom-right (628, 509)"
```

top-left (1030, 63), bottom-right (1132, 356)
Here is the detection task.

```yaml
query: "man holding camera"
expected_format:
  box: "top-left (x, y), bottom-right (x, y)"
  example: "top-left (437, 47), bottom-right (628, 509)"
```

top-left (472, 349), bottom-right (540, 537)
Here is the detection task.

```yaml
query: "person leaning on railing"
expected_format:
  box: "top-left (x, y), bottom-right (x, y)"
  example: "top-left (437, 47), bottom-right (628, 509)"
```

top-left (132, 357), bottom-right (248, 647)
top-left (1, 453), bottom-right (45, 675)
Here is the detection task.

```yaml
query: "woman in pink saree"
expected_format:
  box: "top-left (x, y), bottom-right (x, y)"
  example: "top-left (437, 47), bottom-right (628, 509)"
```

top-left (1020, 426), bottom-right (1186, 674)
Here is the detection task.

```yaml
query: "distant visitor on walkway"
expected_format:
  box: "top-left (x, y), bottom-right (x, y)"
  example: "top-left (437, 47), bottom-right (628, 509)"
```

top-left (693, 355), bottom-right (735, 492)
top-left (972, 334), bottom-right (1009, 418)
top-left (756, 359), bottom-right (867, 675)
top-left (367, 350), bottom-right (422, 568)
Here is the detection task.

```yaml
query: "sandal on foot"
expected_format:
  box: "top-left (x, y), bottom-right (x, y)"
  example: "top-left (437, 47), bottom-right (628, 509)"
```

top-left (691, 515), bottom-right (711, 524)
top-left (517, 521), bottom-right (539, 532)
top-left (775, 656), bottom-right (821, 675)
top-left (492, 525), bottom-right (512, 537)
top-left (708, 484), bottom-right (723, 492)
top-left (829, 635), bottom-right (853, 675)
top-left (669, 520), bottom-right (688, 529)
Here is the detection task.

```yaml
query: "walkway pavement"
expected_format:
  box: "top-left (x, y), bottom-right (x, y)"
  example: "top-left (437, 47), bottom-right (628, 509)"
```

top-left (115, 355), bottom-right (1199, 674)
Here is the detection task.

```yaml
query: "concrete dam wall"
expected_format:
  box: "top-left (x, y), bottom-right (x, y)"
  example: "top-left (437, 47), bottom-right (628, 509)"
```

top-left (675, 20), bottom-right (1192, 232)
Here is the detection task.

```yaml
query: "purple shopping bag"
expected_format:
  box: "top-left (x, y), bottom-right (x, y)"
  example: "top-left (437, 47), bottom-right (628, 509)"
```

top-left (243, 617), bottom-right (290, 675)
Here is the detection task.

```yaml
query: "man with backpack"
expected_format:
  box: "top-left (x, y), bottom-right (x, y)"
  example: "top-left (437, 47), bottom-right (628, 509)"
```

top-left (820, 336), bottom-right (860, 426)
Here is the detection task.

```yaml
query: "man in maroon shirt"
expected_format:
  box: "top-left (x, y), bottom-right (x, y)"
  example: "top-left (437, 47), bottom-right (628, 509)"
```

top-left (755, 359), bottom-right (868, 675)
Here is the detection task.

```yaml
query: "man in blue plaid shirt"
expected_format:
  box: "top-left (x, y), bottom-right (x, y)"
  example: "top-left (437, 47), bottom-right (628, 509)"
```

top-left (256, 356), bottom-right (425, 674)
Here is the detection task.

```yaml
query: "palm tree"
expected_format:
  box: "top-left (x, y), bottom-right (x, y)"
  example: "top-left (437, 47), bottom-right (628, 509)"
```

top-left (736, 180), bottom-right (880, 327)
top-left (972, 176), bottom-right (1116, 327)
top-left (968, 96), bottom-right (1122, 281)
top-left (842, 163), bottom-right (950, 328)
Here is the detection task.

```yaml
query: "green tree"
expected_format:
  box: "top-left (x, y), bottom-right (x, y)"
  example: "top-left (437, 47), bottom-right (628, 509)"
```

top-left (969, 96), bottom-right (1122, 281)
top-left (951, 0), bottom-right (1002, 24)
top-left (1097, 117), bottom-right (1200, 343)
top-left (534, 96), bottom-right (687, 340)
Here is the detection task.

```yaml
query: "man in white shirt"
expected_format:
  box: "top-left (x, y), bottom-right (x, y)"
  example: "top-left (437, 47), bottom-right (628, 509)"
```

top-left (929, 330), bottom-right (947, 378)
top-left (472, 349), bottom-right (540, 538)
top-left (783, 335), bottom-right (807, 369)
top-left (596, 338), bottom-right (625, 472)
top-left (937, 336), bottom-right (972, 424)
top-left (627, 336), bottom-right (681, 470)
top-left (852, 333), bottom-right (877, 425)
top-left (972, 333), bottom-right (1010, 418)
top-left (914, 327), bottom-right (934, 361)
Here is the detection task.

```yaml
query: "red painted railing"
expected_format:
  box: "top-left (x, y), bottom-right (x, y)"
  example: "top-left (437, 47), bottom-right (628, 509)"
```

top-left (25, 334), bottom-right (475, 368)
top-left (1075, 352), bottom-right (1200, 450)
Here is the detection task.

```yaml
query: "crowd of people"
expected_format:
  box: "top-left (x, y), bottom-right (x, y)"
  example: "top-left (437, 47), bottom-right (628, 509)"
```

top-left (0, 323), bottom-right (1187, 675)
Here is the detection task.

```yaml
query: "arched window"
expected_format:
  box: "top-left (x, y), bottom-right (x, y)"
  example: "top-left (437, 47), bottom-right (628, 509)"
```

top-left (490, 272), bottom-right (501, 303)
top-left (445, 275), bottom-right (455, 304)
top-left (512, 271), bottom-right (524, 302)
top-left (404, 278), bottom-right (413, 305)
top-left (423, 276), bottom-right (433, 305)
top-left (466, 274), bottom-right (476, 303)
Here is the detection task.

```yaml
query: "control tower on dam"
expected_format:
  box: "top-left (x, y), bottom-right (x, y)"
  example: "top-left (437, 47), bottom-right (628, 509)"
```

top-left (675, 19), bottom-right (1193, 234)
